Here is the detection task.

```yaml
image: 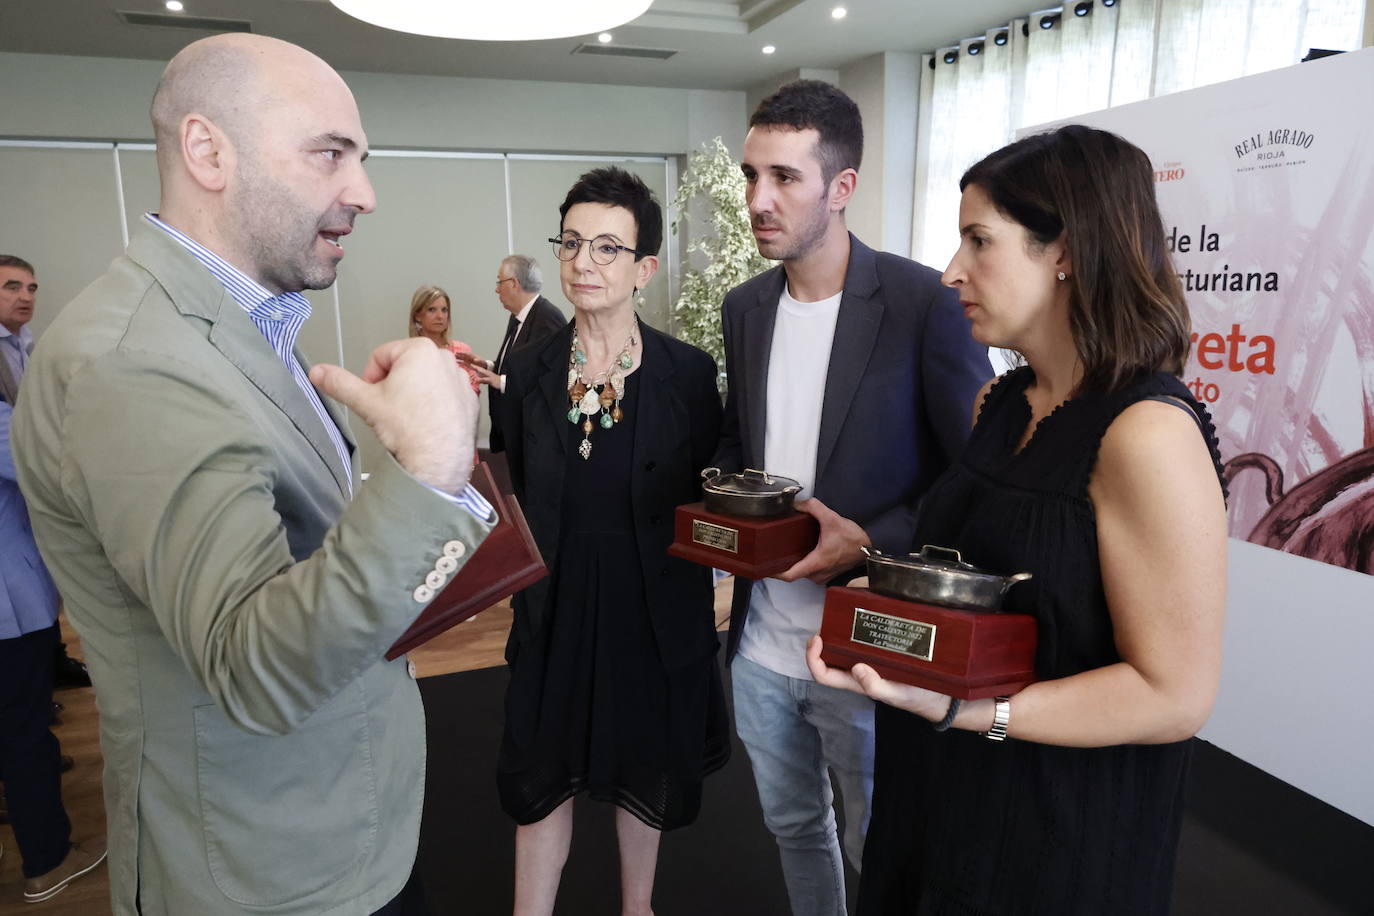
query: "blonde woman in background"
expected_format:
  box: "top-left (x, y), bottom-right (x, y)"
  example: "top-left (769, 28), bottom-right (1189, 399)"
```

top-left (410, 284), bottom-right (480, 392)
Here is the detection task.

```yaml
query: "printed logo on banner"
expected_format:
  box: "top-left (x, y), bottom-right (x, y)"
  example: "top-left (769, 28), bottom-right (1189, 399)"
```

top-left (1232, 128), bottom-right (1315, 173)
top-left (1154, 161), bottom-right (1186, 182)
top-left (1031, 59), bottom-right (1373, 580)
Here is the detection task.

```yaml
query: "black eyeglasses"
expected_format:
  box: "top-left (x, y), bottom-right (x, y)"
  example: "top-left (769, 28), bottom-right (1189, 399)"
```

top-left (548, 232), bottom-right (642, 266)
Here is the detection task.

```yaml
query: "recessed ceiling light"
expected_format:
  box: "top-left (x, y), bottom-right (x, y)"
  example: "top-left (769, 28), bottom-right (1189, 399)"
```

top-left (329, 0), bottom-right (652, 41)
top-left (165, 0), bottom-right (184, 10)
top-left (762, 44), bottom-right (776, 54)
top-left (831, 6), bottom-right (847, 19)
top-left (598, 32), bottom-right (613, 43)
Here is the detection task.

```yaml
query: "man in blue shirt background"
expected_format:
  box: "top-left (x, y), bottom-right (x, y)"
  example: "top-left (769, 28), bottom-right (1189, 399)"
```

top-left (0, 253), bottom-right (108, 902)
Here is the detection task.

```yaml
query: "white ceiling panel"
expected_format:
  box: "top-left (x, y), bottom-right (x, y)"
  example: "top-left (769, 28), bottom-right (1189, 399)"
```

top-left (0, 0), bottom-right (1038, 90)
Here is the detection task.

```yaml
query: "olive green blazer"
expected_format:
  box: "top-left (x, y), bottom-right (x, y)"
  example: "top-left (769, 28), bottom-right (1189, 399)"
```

top-left (13, 223), bottom-right (493, 915)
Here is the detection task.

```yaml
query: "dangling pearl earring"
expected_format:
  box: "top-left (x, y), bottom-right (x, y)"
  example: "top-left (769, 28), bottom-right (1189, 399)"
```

top-left (1057, 271), bottom-right (1067, 281)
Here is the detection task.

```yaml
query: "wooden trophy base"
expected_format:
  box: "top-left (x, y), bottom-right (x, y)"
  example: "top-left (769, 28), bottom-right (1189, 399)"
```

top-left (667, 502), bottom-right (819, 580)
top-left (386, 462), bottom-right (546, 659)
top-left (819, 587), bottom-right (1037, 699)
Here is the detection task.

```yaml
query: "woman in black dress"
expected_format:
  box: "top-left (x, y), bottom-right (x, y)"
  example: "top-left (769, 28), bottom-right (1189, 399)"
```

top-left (497, 167), bottom-right (729, 916)
top-left (807, 126), bottom-right (1229, 914)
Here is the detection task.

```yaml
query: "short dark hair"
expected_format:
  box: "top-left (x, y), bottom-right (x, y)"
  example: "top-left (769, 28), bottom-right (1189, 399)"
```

top-left (0, 255), bottom-right (35, 276)
top-left (558, 167), bottom-right (662, 259)
top-left (749, 80), bottom-right (863, 182)
top-left (960, 125), bottom-right (1190, 394)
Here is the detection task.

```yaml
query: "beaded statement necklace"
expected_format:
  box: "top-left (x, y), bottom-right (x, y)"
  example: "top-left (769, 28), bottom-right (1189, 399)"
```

top-left (567, 325), bottom-right (636, 460)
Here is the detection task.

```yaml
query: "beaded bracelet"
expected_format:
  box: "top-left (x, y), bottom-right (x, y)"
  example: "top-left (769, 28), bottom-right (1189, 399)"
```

top-left (932, 697), bottom-right (962, 732)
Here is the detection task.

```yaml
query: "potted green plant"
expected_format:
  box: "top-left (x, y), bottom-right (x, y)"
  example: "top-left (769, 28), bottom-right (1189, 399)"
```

top-left (671, 137), bottom-right (773, 391)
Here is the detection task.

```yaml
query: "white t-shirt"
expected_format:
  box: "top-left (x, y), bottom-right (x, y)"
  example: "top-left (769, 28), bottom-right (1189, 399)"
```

top-left (736, 283), bottom-right (843, 680)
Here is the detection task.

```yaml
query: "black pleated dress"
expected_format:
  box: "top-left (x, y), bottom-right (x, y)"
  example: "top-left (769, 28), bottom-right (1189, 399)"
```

top-left (497, 371), bottom-right (731, 831)
top-left (858, 367), bottom-right (1226, 916)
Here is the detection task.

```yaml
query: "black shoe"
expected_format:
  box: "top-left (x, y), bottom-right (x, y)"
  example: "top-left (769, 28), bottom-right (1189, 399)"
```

top-left (51, 701), bottom-right (63, 726)
top-left (53, 654), bottom-right (92, 690)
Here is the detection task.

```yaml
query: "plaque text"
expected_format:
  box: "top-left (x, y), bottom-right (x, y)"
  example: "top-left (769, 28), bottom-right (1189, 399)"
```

top-left (692, 519), bottom-right (739, 554)
top-left (850, 608), bottom-right (936, 662)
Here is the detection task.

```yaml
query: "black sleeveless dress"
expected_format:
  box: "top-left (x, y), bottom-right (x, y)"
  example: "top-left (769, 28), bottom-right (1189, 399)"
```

top-left (858, 367), bottom-right (1225, 916)
top-left (497, 371), bottom-right (731, 831)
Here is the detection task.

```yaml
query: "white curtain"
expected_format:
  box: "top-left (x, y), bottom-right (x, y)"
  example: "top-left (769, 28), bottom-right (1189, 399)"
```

top-left (911, 0), bottom-right (1366, 270)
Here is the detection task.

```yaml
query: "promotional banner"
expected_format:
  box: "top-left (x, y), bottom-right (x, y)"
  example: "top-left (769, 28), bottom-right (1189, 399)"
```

top-left (1035, 48), bottom-right (1374, 825)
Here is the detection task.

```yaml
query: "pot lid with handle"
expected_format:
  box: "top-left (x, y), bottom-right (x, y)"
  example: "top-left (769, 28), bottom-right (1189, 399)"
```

top-left (862, 544), bottom-right (1033, 585)
top-left (701, 467), bottom-right (803, 498)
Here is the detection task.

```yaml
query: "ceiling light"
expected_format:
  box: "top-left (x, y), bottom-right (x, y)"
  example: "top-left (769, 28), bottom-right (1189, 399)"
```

top-left (831, 6), bottom-right (847, 19)
top-left (165, 0), bottom-right (184, 9)
top-left (762, 45), bottom-right (776, 54)
top-left (598, 32), bottom-right (613, 43)
top-left (329, 0), bottom-right (652, 42)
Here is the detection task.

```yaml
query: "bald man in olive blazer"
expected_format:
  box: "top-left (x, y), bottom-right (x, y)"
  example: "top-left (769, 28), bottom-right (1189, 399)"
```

top-left (13, 35), bottom-right (493, 916)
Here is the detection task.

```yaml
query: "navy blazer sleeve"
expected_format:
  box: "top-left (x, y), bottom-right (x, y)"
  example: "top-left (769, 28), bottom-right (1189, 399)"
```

top-left (710, 288), bottom-right (746, 475)
top-left (921, 285), bottom-right (991, 464)
top-left (859, 281), bottom-right (990, 554)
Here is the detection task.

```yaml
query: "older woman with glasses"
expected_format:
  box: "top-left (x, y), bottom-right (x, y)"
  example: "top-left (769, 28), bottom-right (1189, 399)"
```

top-left (496, 167), bottom-right (730, 916)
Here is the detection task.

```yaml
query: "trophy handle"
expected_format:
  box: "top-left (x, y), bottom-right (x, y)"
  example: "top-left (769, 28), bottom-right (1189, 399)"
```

top-left (915, 544), bottom-right (965, 564)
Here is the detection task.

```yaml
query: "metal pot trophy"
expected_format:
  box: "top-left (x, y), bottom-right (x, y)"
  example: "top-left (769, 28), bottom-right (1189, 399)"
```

top-left (667, 468), bottom-right (821, 579)
top-left (819, 546), bottom-right (1039, 699)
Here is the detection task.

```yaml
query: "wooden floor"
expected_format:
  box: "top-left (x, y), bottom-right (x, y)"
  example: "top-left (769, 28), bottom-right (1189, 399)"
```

top-left (0, 582), bottom-right (734, 913)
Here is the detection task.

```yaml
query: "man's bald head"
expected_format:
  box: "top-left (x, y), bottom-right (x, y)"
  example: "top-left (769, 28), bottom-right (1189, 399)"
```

top-left (148, 34), bottom-right (375, 295)
top-left (151, 34), bottom-right (348, 173)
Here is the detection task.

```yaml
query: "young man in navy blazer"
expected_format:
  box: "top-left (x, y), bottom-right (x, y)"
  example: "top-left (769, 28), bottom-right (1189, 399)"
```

top-left (713, 81), bottom-right (991, 915)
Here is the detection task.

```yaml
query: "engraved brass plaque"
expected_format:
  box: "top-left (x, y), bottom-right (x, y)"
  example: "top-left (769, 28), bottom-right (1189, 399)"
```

top-left (692, 519), bottom-right (739, 553)
top-left (850, 608), bottom-right (936, 662)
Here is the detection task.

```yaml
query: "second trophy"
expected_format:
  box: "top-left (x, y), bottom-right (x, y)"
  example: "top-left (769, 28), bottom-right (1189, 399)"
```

top-left (820, 546), bottom-right (1038, 699)
top-left (667, 468), bottom-right (820, 579)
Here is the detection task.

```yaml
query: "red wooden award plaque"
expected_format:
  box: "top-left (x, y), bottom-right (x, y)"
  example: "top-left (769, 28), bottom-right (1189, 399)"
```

top-left (819, 586), bottom-right (1038, 699)
top-left (667, 502), bottom-right (820, 580)
top-left (386, 462), bottom-right (547, 659)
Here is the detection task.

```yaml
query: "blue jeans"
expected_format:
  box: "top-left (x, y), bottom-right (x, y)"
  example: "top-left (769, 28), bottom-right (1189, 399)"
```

top-left (731, 654), bottom-right (875, 916)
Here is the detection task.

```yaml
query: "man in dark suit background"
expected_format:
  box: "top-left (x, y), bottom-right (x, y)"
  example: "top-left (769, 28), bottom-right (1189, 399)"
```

top-left (712, 81), bottom-right (991, 916)
top-left (472, 254), bottom-right (565, 452)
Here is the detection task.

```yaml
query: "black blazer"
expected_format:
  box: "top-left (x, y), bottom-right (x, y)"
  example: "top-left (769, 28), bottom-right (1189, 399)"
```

top-left (487, 295), bottom-right (566, 453)
top-left (712, 234), bottom-right (992, 661)
top-left (502, 318), bottom-right (724, 671)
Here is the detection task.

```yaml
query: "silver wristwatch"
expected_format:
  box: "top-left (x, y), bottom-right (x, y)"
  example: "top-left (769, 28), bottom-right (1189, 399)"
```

top-left (983, 696), bottom-right (1011, 742)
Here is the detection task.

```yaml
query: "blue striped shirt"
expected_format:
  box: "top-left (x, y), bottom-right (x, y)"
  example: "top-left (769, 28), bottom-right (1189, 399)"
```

top-left (145, 213), bottom-right (492, 522)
